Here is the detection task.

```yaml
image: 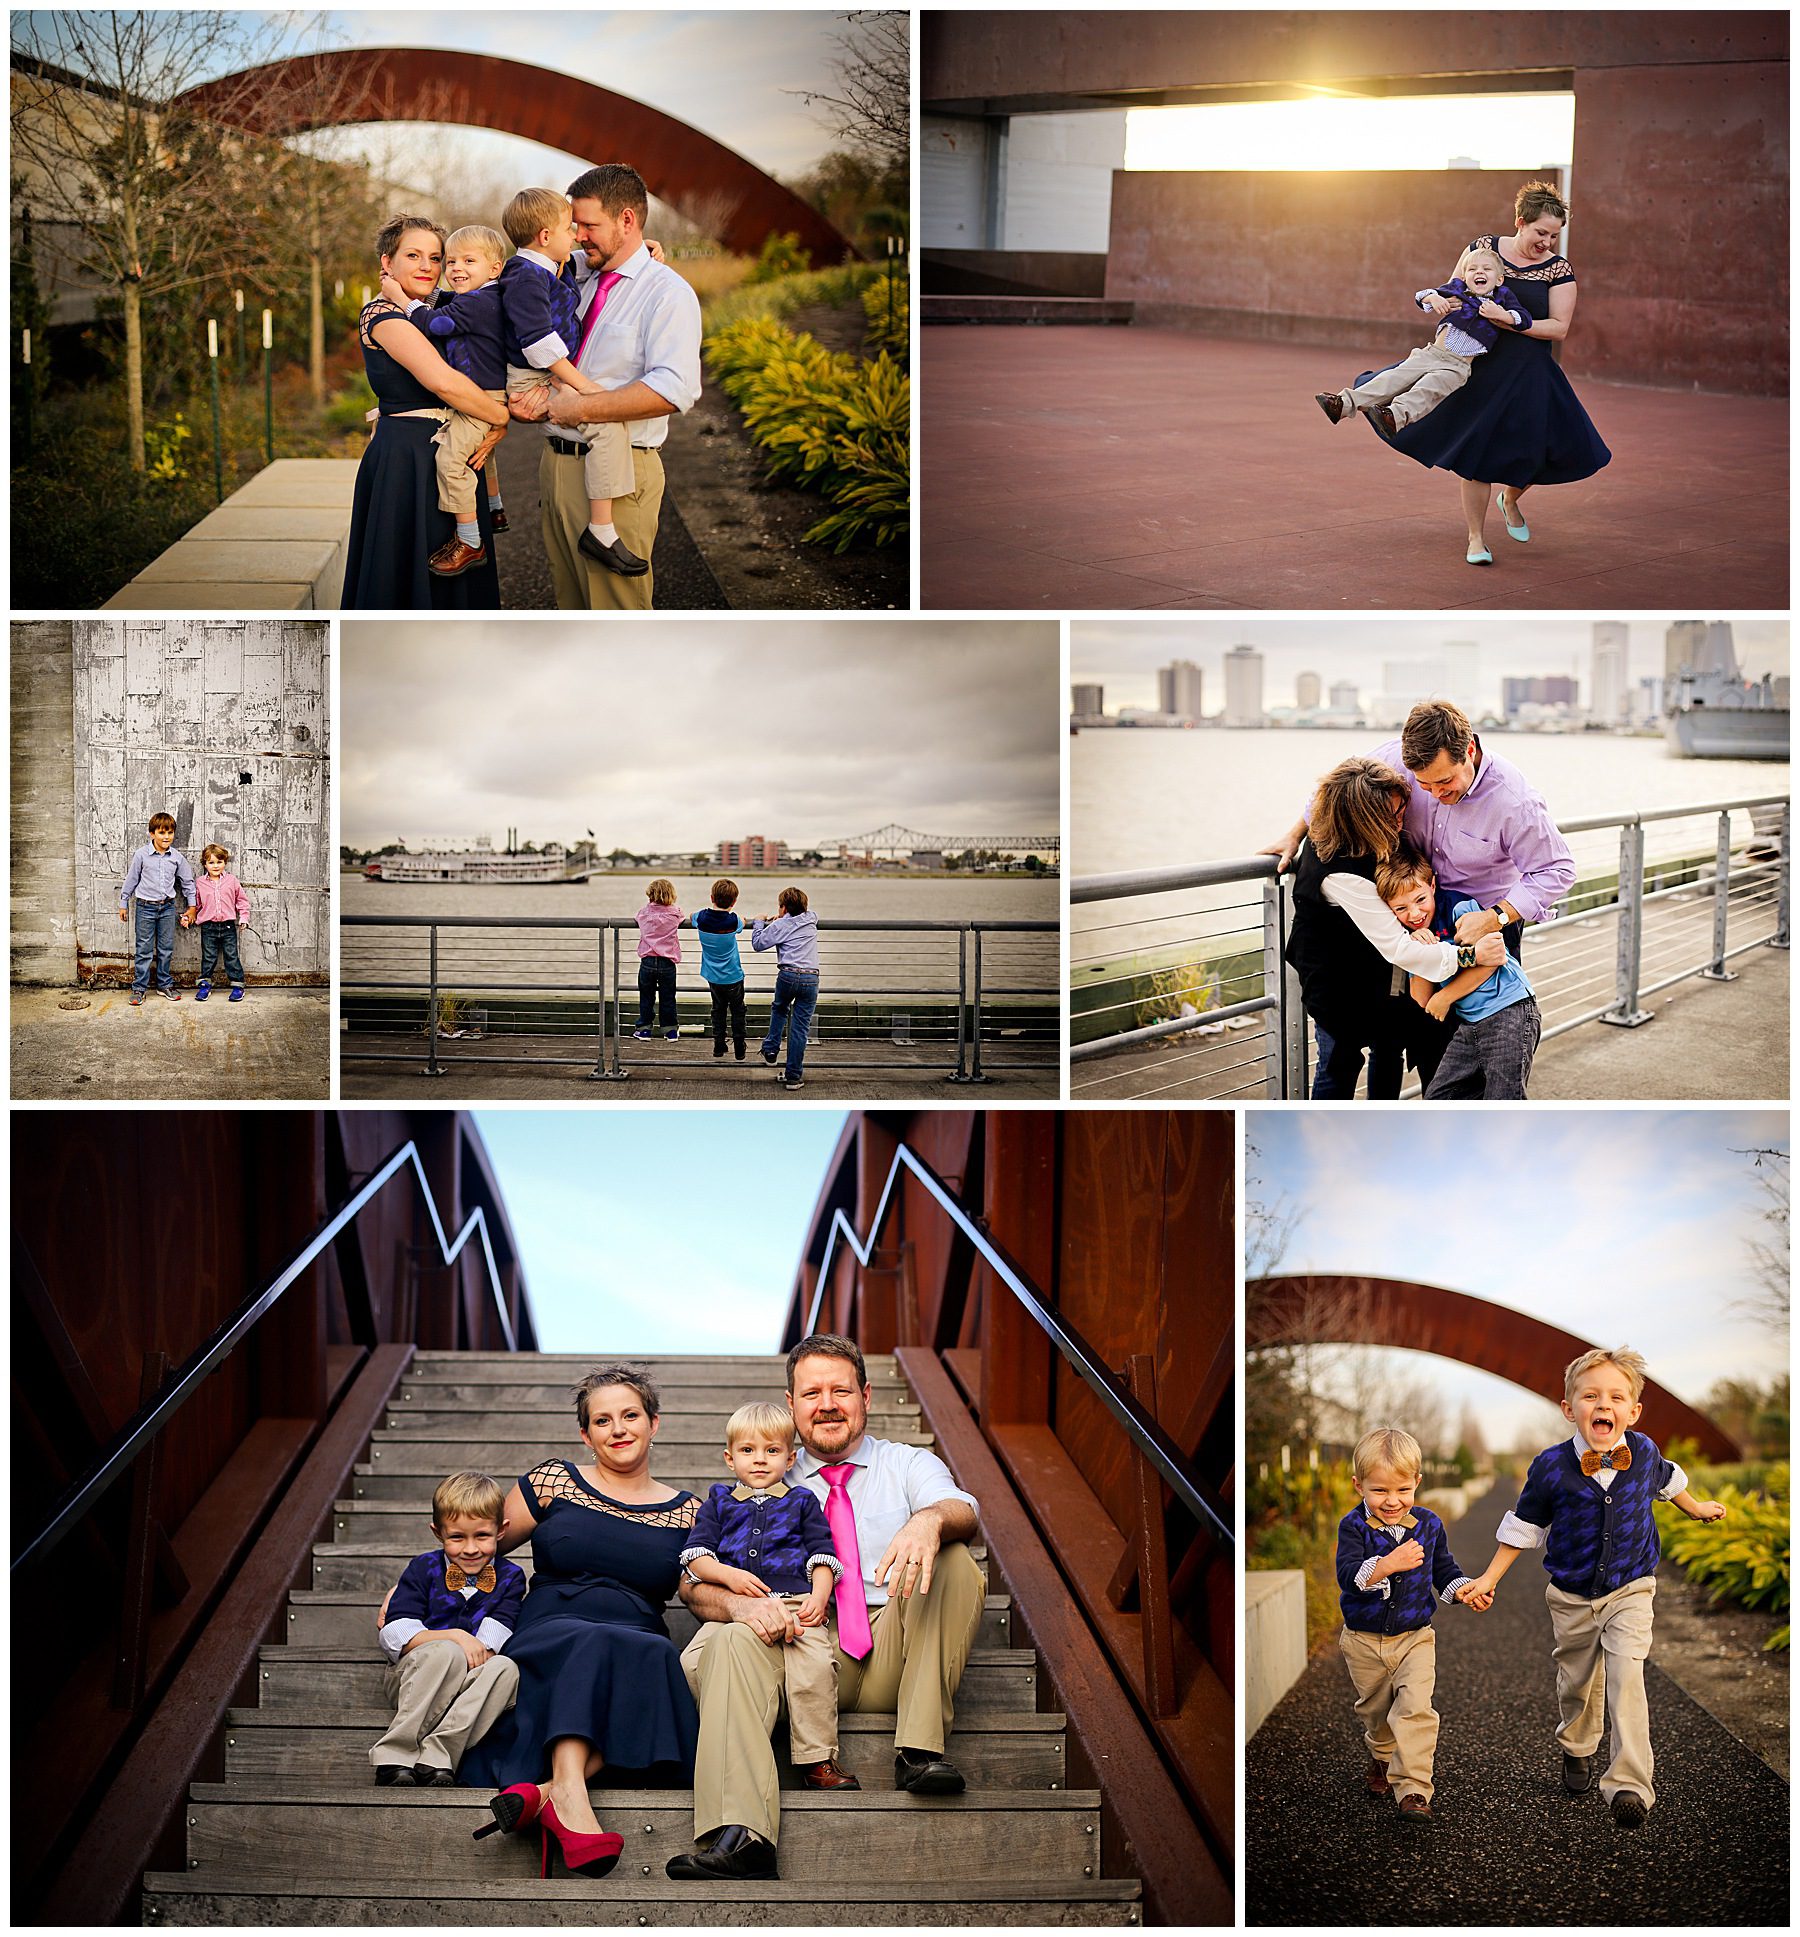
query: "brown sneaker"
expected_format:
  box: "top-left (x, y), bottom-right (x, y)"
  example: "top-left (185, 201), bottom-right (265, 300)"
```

top-left (799, 1757), bottom-right (861, 1791)
top-left (428, 534), bottom-right (489, 577)
top-left (1315, 391), bottom-right (1346, 424)
top-left (1365, 1757), bottom-right (1392, 1800)
top-left (1397, 1793), bottom-right (1435, 1827)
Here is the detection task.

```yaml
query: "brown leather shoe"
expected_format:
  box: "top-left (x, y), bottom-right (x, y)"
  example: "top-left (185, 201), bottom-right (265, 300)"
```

top-left (428, 535), bottom-right (489, 577)
top-left (1315, 391), bottom-right (1346, 424)
top-left (799, 1757), bottom-right (861, 1791)
top-left (1365, 1757), bottom-right (1392, 1800)
top-left (489, 507), bottom-right (509, 532)
top-left (1398, 1793), bottom-right (1435, 1827)
top-left (1369, 403), bottom-right (1399, 437)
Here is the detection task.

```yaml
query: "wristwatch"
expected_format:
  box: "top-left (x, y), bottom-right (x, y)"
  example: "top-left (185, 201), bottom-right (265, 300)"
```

top-left (1490, 904), bottom-right (1512, 928)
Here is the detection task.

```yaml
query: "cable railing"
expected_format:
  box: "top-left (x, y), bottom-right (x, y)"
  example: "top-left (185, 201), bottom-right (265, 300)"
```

top-left (340, 915), bottom-right (1059, 1082)
top-left (16, 1141), bottom-right (517, 1581)
top-left (1072, 795), bottom-right (1789, 1100)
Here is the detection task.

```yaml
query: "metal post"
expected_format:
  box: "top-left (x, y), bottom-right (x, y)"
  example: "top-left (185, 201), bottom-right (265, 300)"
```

top-left (587, 924), bottom-right (608, 1077)
top-left (949, 926), bottom-right (970, 1081)
top-left (1260, 877), bottom-right (1284, 1098)
top-left (262, 308), bottom-right (274, 465)
top-left (234, 287), bottom-right (246, 376)
top-left (206, 318), bottom-right (224, 502)
top-left (609, 921), bottom-right (628, 1077)
top-left (423, 923), bottom-right (444, 1074)
top-left (1599, 820), bottom-right (1653, 1027)
top-left (19, 328), bottom-right (32, 464)
top-left (969, 925), bottom-right (989, 1082)
top-left (1774, 802), bottom-right (1791, 951)
top-left (1280, 875), bottom-right (1309, 1099)
top-left (1701, 809), bottom-right (1738, 981)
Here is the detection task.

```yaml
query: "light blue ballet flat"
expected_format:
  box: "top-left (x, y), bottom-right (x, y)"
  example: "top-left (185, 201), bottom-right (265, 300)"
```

top-left (1466, 544), bottom-right (1493, 566)
top-left (1495, 490), bottom-right (1530, 542)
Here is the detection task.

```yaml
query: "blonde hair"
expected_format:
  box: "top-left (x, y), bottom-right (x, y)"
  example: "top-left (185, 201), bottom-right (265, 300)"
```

top-left (724, 1401), bottom-right (797, 1449)
top-left (445, 223), bottom-right (507, 268)
top-left (432, 1470), bottom-right (505, 1528)
top-left (504, 187), bottom-right (570, 249)
top-left (1309, 758), bottom-right (1409, 864)
top-left (1455, 244), bottom-right (1504, 281)
top-left (645, 878), bottom-right (677, 906)
top-left (1563, 1347), bottom-right (1648, 1406)
top-left (1353, 1427), bottom-right (1423, 1483)
top-left (200, 843), bottom-right (232, 868)
top-left (1374, 843), bottom-right (1434, 904)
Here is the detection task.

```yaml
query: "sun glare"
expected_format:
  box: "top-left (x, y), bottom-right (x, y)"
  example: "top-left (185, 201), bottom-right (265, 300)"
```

top-left (1124, 91), bottom-right (1575, 173)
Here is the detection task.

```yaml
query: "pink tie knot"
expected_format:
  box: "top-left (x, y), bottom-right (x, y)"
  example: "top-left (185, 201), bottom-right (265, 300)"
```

top-left (817, 1463), bottom-right (872, 1661)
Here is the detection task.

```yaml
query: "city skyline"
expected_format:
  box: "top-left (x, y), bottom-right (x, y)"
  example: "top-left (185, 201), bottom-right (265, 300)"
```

top-left (341, 623), bottom-right (1059, 849)
top-left (1073, 621), bottom-right (1791, 716)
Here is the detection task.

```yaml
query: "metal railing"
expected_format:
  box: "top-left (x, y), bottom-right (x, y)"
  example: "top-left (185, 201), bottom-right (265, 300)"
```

top-left (802, 1141), bottom-right (1230, 1548)
top-left (340, 915), bottom-right (1059, 1083)
top-left (16, 1141), bottom-right (516, 1580)
top-left (1072, 795), bottom-right (1789, 1100)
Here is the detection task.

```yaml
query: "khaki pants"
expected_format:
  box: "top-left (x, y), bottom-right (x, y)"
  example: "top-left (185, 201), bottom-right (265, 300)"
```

top-left (1546, 1575), bottom-right (1657, 1807)
top-left (371, 1640), bottom-right (519, 1774)
top-left (1339, 1625), bottom-right (1439, 1803)
top-left (1345, 345), bottom-right (1474, 430)
top-left (680, 1542), bottom-right (986, 1843)
top-left (540, 441), bottom-right (663, 611)
top-left (506, 365), bottom-right (635, 502)
top-left (434, 392), bottom-right (506, 522)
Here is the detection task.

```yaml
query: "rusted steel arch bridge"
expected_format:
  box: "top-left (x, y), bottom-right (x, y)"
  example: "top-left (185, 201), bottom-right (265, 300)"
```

top-left (175, 48), bottom-right (852, 264)
top-left (824, 821), bottom-right (1061, 857)
top-left (1248, 1274), bottom-right (1740, 1460)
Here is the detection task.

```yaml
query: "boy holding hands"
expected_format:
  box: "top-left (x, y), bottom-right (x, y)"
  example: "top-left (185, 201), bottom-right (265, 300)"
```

top-left (118, 811), bottom-right (197, 1004)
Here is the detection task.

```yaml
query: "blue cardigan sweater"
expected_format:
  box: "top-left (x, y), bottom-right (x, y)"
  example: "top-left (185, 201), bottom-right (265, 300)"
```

top-left (1336, 1502), bottom-right (1469, 1635)
top-left (1507, 1430), bottom-right (1674, 1598)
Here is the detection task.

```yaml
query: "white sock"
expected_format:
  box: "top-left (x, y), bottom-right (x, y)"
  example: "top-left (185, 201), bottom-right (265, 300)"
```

top-left (456, 519), bottom-right (481, 548)
top-left (488, 489), bottom-right (504, 510)
top-left (588, 521), bottom-right (619, 547)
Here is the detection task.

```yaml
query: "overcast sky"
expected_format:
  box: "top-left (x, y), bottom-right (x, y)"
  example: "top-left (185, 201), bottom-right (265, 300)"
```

top-left (1249, 1111), bottom-right (1788, 1448)
top-left (1074, 620), bottom-right (1791, 715)
top-left (342, 622), bottom-right (1059, 848)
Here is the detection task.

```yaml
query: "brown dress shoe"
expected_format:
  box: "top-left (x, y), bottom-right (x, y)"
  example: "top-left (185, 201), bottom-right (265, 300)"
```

top-left (799, 1757), bottom-right (861, 1791)
top-left (1369, 403), bottom-right (1399, 437)
top-left (1365, 1757), bottom-right (1392, 1800)
top-left (1398, 1793), bottom-right (1435, 1826)
top-left (1315, 391), bottom-right (1346, 424)
top-left (489, 507), bottom-right (509, 532)
top-left (428, 534), bottom-right (488, 577)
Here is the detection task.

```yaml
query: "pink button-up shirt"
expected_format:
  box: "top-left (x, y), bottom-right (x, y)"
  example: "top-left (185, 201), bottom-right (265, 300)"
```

top-left (636, 901), bottom-right (683, 960)
top-left (193, 872), bottom-right (251, 923)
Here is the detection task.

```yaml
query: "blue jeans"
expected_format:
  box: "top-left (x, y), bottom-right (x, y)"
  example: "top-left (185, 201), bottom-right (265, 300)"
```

top-left (763, 967), bottom-right (819, 1078)
top-left (132, 898), bottom-right (178, 994)
top-left (199, 921), bottom-right (243, 985)
top-left (638, 955), bottom-right (677, 1028)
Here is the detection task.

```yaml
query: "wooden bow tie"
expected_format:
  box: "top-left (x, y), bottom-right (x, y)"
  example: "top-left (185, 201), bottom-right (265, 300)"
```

top-left (1580, 1445), bottom-right (1630, 1476)
top-left (445, 1561), bottom-right (497, 1592)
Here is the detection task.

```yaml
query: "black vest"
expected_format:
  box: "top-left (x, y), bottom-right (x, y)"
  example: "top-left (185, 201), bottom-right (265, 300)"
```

top-left (1285, 840), bottom-right (1397, 1043)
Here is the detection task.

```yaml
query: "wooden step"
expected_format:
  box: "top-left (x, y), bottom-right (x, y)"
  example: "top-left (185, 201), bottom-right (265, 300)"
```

top-left (257, 1647), bottom-right (1040, 1714)
top-left (379, 1408), bottom-right (924, 1436)
top-left (177, 1785), bottom-right (1107, 1884)
top-left (220, 1707), bottom-right (1067, 1791)
top-left (350, 1465), bottom-right (797, 1501)
top-left (408, 1355), bottom-right (904, 1371)
top-left (393, 1378), bottom-right (911, 1407)
top-left (318, 1501), bottom-right (977, 1551)
top-left (141, 1873), bottom-right (1143, 1925)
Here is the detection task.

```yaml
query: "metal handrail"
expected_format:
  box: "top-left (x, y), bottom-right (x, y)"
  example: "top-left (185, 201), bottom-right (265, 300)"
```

top-left (15, 1140), bottom-right (516, 1576)
top-left (802, 1142), bottom-right (1231, 1547)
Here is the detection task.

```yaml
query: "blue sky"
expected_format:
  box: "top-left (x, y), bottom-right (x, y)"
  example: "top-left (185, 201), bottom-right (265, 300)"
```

top-left (473, 1109), bottom-right (848, 1352)
top-left (1248, 1111), bottom-right (1788, 1444)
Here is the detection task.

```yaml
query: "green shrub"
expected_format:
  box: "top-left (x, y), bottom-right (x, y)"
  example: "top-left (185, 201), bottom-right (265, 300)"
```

top-left (743, 232), bottom-right (813, 285)
top-left (704, 262), bottom-right (887, 338)
top-left (1249, 1523), bottom-right (1303, 1570)
top-left (324, 370), bottom-right (377, 434)
top-left (861, 271), bottom-right (908, 357)
top-left (1656, 1476), bottom-right (1790, 1648)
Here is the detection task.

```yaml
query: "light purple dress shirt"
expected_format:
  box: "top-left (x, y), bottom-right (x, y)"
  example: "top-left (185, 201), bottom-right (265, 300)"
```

top-left (1304, 738), bottom-right (1574, 924)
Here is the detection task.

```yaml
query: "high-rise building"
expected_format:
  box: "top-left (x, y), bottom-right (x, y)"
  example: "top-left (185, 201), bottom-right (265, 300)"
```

top-left (1223, 645), bottom-right (1264, 726)
top-left (1591, 621), bottom-right (1627, 724)
top-left (1328, 679), bottom-right (1360, 712)
top-left (1502, 675), bottom-right (1579, 720)
top-left (1071, 682), bottom-right (1104, 721)
top-left (1296, 670), bottom-right (1321, 709)
top-left (715, 835), bottom-right (788, 869)
top-left (1438, 641), bottom-right (1480, 710)
top-left (1157, 659), bottom-right (1204, 720)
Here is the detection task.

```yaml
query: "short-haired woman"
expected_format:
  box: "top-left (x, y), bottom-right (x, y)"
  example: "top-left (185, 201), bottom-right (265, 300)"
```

top-left (1284, 757), bottom-right (1507, 1098)
top-left (1356, 180), bottom-right (1612, 565)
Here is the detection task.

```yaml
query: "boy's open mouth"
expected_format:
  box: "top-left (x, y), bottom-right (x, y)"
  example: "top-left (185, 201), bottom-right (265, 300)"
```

top-left (1591, 1414), bottom-right (1615, 1437)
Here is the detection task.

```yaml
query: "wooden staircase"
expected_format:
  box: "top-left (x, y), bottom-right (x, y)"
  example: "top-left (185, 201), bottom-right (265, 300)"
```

top-left (141, 1354), bottom-right (1144, 1925)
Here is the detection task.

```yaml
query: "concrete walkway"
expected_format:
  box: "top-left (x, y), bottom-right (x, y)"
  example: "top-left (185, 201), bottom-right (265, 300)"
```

top-left (1246, 1486), bottom-right (1789, 1925)
top-left (921, 329), bottom-right (1788, 610)
top-left (11, 987), bottom-right (330, 1100)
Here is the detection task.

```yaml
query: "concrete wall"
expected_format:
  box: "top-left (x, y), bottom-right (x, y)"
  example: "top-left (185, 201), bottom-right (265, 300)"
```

top-left (1245, 1569), bottom-right (1306, 1737)
top-left (71, 620), bottom-right (330, 986)
top-left (11, 622), bottom-right (78, 984)
top-left (923, 249), bottom-right (1108, 298)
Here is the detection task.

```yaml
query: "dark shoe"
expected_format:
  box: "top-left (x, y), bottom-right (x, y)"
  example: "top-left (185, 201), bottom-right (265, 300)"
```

top-left (761, 1047), bottom-right (779, 1065)
top-left (1315, 390), bottom-right (1346, 424)
top-left (894, 1747), bottom-right (965, 1796)
top-left (374, 1764), bottom-right (413, 1786)
top-left (1397, 1793), bottom-right (1434, 1827)
top-left (734, 1043), bottom-right (746, 1061)
top-left (780, 1072), bottom-right (805, 1090)
top-left (713, 1042), bottom-right (728, 1058)
top-left (1562, 1751), bottom-right (1597, 1795)
top-left (800, 1757), bottom-right (861, 1791)
top-left (428, 535), bottom-right (489, 577)
top-left (1365, 1756), bottom-right (1392, 1800)
top-left (1611, 1791), bottom-right (1648, 1829)
top-left (413, 1763), bottom-right (455, 1787)
top-left (664, 1823), bottom-right (779, 1880)
top-left (490, 507), bottom-right (509, 532)
top-left (1369, 403), bottom-right (1398, 437)
top-left (578, 528), bottom-right (650, 576)
top-left (195, 979), bottom-right (211, 1001)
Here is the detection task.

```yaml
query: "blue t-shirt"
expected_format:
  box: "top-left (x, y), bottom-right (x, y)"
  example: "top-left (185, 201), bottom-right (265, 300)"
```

top-left (1430, 894), bottom-right (1534, 1023)
top-left (690, 907), bottom-right (746, 984)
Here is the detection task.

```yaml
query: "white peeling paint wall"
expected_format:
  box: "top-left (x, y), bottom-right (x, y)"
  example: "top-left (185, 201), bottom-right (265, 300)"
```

top-left (73, 620), bottom-right (330, 984)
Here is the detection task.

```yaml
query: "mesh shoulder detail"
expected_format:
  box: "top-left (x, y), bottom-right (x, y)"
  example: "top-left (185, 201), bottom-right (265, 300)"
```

top-left (525, 1461), bottom-right (697, 1527)
top-left (359, 299), bottom-right (407, 350)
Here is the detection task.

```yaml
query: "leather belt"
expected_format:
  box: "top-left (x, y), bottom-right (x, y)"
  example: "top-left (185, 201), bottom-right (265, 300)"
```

top-left (548, 435), bottom-right (658, 458)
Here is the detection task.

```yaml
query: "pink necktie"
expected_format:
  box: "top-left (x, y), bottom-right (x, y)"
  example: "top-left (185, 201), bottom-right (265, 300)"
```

top-left (817, 1464), bottom-right (872, 1660)
top-left (575, 269), bottom-right (624, 365)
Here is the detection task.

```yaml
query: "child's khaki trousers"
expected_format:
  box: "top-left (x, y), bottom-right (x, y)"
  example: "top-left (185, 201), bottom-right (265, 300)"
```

top-left (370, 1639), bottom-right (518, 1774)
top-left (1546, 1574), bottom-right (1657, 1807)
top-left (433, 395), bottom-right (506, 523)
top-left (505, 364), bottom-right (634, 502)
top-left (1342, 345), bottom-right (1475, 430)
top-left (1339, 1624), bottom-right (1439, 1802)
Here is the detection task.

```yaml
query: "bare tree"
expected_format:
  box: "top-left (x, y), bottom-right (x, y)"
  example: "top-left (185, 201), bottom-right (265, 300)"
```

top-left (1733, 1146), bottom-right (1790, 1330)
top-left (788, 12), bottom-right (910, 170)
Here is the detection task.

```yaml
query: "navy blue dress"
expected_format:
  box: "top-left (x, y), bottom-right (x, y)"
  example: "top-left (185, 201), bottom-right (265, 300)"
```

top-left (1359, 235), bottom-right (1611, 488)
top-left (341, 299), bottom-right (502, 610)
top-left (459, 1461), bottom-right (699, 1788)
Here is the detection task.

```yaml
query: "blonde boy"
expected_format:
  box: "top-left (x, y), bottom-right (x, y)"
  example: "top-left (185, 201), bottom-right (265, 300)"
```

top-left (1334, 1427), bottom-right (1485, 1826)
top-left (679, 1402), bottom-right (853, 1787)
top-left (1459, 1348), bottom-right (1727, 1827)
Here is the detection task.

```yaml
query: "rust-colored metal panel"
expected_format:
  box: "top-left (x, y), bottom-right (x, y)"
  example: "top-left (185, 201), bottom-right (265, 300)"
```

top-left (981, 1111), bottom-right (1057, 1426)
top-left (1249, 1275), bottom-right (1741, 1459)
top-left (177, 51), bottom-right (854, 264)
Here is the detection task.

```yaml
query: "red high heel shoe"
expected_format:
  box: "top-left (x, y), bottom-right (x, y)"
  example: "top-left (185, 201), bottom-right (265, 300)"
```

top-left (539, 1794), bottom-right (624, 1879)
top-left (472, 1782), bottom-right (544, 1841)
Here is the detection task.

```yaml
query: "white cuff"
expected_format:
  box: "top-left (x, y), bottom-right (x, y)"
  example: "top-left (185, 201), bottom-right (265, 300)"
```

top-left (379, 1616), bottom-right (425, 1663)
top-left (1439, 1575), bottom-right (1474, 1606)
top-left (1659, 1463), bottom-right (1688, 1503)
top-left (404, 298), bottom-right (426, 313)
top-left (1497, 1511), bottom-right (1548, 1549)
top-left (678, 1545), bottom-right (718, 1569)
top-left (806, 1551), bottom-right (845, 1582)
top-left (475, 1618), bottom-right (512, 1652)
top-left (522, 331), bottom-right (570, 370)
top-left (1352, 1556), bottom-right (1391, 1599)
